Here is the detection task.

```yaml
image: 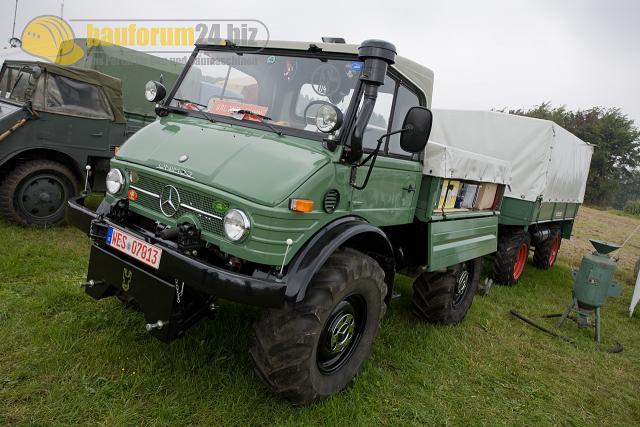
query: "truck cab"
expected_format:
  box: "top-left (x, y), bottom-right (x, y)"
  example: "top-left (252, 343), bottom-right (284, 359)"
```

top-left (68, 39), bottom-right (509, 404)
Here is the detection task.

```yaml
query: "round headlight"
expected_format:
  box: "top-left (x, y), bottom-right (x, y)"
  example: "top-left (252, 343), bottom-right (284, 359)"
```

top-left (106, 168), bottom-right (124, 194)
top-left (315, 104), bottom-right (343, 133)
top-left (223, 209), bottom-right (251, 242)
top-left (145, 80), bottom-right (166, 103)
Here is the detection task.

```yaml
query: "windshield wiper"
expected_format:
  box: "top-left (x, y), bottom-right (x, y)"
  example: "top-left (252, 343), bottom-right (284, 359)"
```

top-left (229, 108), bottom-right (283, 136)
top-left (172, 97), bottom-right (216, 124)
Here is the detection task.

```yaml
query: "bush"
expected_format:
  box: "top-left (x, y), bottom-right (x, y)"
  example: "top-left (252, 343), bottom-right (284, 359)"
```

top-left (623, 200), bottom-right (640, 216)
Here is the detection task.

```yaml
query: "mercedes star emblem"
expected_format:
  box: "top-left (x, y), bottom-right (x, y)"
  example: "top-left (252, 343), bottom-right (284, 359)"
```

top-left (160, 185), bottom-right (180, 217)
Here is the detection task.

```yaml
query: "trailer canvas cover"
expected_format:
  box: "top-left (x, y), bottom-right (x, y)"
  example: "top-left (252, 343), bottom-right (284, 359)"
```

top-left (427, 110), bottom-right (593, 203)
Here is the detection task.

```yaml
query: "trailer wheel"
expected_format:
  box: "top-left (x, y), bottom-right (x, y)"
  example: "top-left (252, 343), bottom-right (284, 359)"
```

top-left (533, 226), bottom-right (562, 270)
top-left (492, 230), bottom-right (531, 285)
top-left (0, 160), bottom-right (79, 226)
top-left (412, 257), bottom-right (482, 324)
top-left (250, 248), bottom-right (386, 405)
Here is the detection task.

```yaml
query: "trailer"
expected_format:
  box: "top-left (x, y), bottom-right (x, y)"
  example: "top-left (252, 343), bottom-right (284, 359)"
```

top-left (428, 109), bottom-right (593, 284)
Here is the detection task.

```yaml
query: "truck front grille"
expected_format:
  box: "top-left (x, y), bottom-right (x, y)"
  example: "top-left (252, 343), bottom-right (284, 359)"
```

top-left (128, 172), bottom-right (228, 237)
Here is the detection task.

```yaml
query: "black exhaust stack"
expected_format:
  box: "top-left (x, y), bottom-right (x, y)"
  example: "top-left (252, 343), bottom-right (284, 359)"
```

top-left (345, 40), bottom-right (396, 163)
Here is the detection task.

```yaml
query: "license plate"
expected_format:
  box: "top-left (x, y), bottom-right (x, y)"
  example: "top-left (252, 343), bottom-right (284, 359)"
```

top-left (106, 227), bottom-right (162, 269)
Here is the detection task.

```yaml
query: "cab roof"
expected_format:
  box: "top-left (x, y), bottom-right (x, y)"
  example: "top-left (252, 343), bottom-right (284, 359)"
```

top-left (196, 39), bottom-right (435, 106)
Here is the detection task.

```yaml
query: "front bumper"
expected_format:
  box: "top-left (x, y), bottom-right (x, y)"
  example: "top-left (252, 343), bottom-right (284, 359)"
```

top-left (67, 196), bottom-right (287, 341)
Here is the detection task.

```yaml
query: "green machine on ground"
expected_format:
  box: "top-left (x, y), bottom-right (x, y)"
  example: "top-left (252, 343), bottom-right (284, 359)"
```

top-left (558, 239), bottom-right (621, 342)
top-left (428, 110), bottom-right (593, 285)
top-left (67, 39), bottom-right (512, 404)
top-left (0, 41), bottom-right (181, 226)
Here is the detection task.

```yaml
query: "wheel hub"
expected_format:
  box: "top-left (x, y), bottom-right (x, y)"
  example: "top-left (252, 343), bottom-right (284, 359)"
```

top-left (317, 295), bottom-right (366, 375)
top-left (453, 263), bottom-right (473, 306)
top-left (328, 312), bottom-right (355, 353)
top-left (17, 174), bottom-right (65, 220)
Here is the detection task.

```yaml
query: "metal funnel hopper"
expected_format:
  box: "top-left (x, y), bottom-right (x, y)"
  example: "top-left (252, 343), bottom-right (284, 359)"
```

top-left (589, 239), bottom-right (621, 255)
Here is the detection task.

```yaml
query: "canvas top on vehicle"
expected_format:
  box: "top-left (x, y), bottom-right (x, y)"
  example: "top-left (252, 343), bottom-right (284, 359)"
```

top-left (428, 109), bottom-right (593, 203)
top-left (0, 60), bottom-right (126, 123)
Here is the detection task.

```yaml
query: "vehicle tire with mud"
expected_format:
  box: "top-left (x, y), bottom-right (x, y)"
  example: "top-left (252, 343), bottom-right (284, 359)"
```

top-left (0, 160), bottom-right (79, 226)
top-left (492, 229), bottom-right (531, 285)
top-left (250, 248), bottom-right (387, 405)
top-left (412, 257), bottom-right (482, 324)
top-left (533, 225), bottom-right (562, 270)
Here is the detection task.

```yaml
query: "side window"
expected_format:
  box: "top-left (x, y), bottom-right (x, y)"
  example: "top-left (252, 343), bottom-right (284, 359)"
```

top-left (44, 74), bottom-right (113, 120)
top-left (388, 84), bottom-right (421, 156)
top-left (362, 75), bottom-right (395, 150)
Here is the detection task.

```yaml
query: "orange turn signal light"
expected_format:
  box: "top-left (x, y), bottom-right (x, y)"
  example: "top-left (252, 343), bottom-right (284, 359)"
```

top-left (127, 189), bottom-right (138, 201)
top-left (289, 198), bottom-right (314, 213)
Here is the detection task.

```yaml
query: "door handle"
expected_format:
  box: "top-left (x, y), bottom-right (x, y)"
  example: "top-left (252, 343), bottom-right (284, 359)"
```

top-left (91, 132), bottom-right (104, 137)
top-left (402, 185), bottom-right (416, 193)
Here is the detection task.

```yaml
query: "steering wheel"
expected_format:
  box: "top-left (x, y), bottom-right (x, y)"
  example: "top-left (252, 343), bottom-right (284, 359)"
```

top-left (303, 100), bottom-right (336, 126)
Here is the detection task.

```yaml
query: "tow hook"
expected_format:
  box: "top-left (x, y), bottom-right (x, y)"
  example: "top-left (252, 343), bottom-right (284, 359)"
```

top-left (145, 320), bottom-right (168, 331)
top-left (79, 279), bottom-right (103, 289)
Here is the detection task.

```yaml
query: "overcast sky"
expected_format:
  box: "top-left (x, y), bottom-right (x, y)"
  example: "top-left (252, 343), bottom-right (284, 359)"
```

top-left (2, 0), bottom-right (639, 125)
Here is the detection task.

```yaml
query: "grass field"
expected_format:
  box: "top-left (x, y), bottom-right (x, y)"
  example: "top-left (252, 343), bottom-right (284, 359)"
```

top-left (1, 206), bottom-right (639, 426)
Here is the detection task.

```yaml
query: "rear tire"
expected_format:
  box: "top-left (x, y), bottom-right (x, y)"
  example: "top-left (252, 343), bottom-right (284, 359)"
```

top-left (533, 226), bottom-right (562, 270)
top-left (0, 160), bottom-right (79, 226)
top-left (492, 229), bottom-right (530, 285)
top-left (412, 257), bottom-right (482, 324)
top-left (250, 248), bottom-right (386, 405)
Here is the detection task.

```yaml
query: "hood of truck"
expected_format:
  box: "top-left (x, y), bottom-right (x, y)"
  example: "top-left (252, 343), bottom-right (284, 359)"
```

top-left (0, 101), bottom-right (22, 121)
top-left (116, 114), bottom-right (332, 206)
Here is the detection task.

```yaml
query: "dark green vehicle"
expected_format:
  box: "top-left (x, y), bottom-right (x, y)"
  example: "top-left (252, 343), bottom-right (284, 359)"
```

top-left (68, 39), bottom-right (511, 404)
top-left (0, 42), bottom-right (180, 226)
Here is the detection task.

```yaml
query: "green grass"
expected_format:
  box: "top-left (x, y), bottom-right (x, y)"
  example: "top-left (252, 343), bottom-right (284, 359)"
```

top-left (1, 208), bottom-right (640, 426)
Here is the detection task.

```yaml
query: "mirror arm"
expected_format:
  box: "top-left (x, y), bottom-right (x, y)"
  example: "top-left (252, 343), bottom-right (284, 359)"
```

top-left (350, 135), bottom-right (384, 190)
top-left (349, 126), bottom-right (411, 190)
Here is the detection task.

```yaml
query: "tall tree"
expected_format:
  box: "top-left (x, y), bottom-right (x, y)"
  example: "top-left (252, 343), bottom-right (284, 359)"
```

top-left (507, 103), bottom-right (640, 207)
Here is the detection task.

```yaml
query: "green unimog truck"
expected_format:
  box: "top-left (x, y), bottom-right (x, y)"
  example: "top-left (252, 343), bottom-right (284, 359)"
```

top-left (67, 39), bottom-right (511, 404)
top-left (0, 41), bottom-right (181, 226)
top-left (428, 110), bottom-right (593, 284)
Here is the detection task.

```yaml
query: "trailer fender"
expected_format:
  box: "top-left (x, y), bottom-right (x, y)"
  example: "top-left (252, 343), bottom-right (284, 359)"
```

top-left (284, 216), bottom-right (396, 303)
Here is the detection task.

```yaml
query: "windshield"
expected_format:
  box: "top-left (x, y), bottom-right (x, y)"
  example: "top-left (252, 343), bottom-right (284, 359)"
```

top-left (169, 49), bottom-right (362, 135)
top-left (0, 65), bottom-right (39, 103)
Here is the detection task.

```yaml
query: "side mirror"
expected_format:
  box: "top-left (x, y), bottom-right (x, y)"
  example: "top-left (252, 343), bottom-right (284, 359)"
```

top-left (145, 80), bottom-right (166, 103)
top-left (400, 106), bottom-right (432, 153)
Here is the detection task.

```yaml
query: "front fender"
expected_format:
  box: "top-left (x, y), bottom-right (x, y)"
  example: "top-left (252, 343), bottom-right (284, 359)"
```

top-left (283, 216), bottom-right (395, 303)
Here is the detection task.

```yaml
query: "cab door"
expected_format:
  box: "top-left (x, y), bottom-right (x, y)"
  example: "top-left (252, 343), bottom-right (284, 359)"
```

top-left (349, 76), bottom-right (424, 226)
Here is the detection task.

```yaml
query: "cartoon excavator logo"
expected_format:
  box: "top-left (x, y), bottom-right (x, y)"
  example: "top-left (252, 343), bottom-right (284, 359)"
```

top-left (21, 15), bottom-right (84, 65)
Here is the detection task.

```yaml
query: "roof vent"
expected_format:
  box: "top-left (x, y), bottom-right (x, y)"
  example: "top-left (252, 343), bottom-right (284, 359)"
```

top-left (322, 37), bottom-right (346, 44)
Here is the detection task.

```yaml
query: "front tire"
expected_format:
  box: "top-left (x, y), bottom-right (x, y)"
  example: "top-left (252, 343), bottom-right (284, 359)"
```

top-left (250, 248), bottom-right (387, 405)
top-left (0, 160), bottom-right (79, 226)
top-left (492, 229), bottom-right (531, 285)
top-left (412, 257), bottom-right (482, 324)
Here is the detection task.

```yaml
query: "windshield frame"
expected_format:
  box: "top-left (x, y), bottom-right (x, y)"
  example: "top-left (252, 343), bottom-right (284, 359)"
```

top-left (0, 63), bottom-right (41, 106)
top-left (163, 46), bottom-right (364, 143)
